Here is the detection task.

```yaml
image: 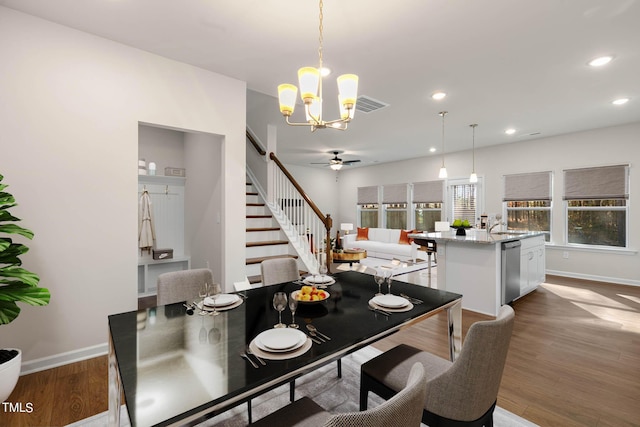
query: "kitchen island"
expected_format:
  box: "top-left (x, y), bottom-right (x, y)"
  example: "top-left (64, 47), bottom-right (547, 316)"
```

top-left (410, 229), bottom-right (546, 316)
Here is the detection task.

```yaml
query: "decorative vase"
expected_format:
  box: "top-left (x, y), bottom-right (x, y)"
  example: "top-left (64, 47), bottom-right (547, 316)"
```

top-left (0, 348), bottom-right (21, 402)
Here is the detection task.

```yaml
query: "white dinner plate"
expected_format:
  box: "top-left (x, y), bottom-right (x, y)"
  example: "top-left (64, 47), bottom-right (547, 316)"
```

top-left (204, 294), bottom-right (240, 307)
top-left (303, 275), bottom-right (335, 285)
top-left (255, 328), bottom-right (307, 352)
top-left (371, 294), bottom-right (410, 308)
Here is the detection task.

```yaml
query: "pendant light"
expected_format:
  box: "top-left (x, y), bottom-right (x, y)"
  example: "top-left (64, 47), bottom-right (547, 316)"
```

top-left (469, 124), bottom-right (478, 183)
top-left (438, 111), bottom-right (448, 178)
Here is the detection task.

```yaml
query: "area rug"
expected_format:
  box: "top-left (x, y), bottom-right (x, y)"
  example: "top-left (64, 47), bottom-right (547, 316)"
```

top-left (337, 256), bottom-right (433, 276)
top-left (68, 346), bottom-right (537, 427)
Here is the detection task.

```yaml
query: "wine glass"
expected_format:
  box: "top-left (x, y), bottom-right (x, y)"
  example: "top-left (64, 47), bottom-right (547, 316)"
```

top-left (374, 270), bottom-right (385, 296)
top-left (385, 270), bottom-right (394, 295)
top-left (273, 292), bottom-right (288, 328)
top-left (209, 283), bottom-right (222, 316)
top-left (288, 293), bottom-right (299, 328)
top-left (198, 282), bottom-right (210, 315)
top-left (319, 263), bottom-right (328, 278)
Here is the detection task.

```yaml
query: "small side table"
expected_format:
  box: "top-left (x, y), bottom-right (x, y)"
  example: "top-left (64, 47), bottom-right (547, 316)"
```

top-left (332, 250), bottom-right (367, 268)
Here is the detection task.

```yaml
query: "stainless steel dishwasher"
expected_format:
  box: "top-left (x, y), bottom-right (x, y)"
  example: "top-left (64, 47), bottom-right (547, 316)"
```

top-left (501, 240), bottom-right (521, 304)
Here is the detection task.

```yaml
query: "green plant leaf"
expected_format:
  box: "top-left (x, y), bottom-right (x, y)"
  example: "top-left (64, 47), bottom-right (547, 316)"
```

top-left (0, 300), bottom-right (20, 325)
top-left (0, 242), bottom-right (29, 266)
top-left (0, 266), bottom-right (40, 286)
top-left (0, 238), bottom-right (11, 252)
top-left (0, 283), bottom-right (50, 306)
top-left (0, 210), bottom-right (21, 222)
top-left (0, 224), bottom-right (34, 239)
top-left (0, 191), bottom-right (16, 206)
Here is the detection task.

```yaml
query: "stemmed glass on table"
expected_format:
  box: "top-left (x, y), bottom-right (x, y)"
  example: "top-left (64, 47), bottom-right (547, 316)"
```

top-left (374, 270), bottom-right (385, 296)
top-left (209, 283), bottom-right (222, 316)
top-left (198, 282), bottom-right (210, 316)
top-left (385, 269), bottom-right (394, 295)
top-left (273, 292), bottom-right (288, 328)
top-left (319, 263), bottom-right (328, 278)
top-left (288, 293), bottom-right (299, 328)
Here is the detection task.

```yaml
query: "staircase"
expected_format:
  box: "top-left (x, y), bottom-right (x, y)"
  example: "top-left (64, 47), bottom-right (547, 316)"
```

top-left (245, 181), bottom-right (299, 286)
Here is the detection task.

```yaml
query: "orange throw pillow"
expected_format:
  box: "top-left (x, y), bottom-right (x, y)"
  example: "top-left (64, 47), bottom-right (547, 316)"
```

top-left (356, 227), bottom-right (369, 241)
top-left (399, 229), bottom-right (416, 245)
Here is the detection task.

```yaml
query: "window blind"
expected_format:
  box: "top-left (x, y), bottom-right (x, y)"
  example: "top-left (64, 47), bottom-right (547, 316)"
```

top-left (504, 171), bottom-right (552, 201)
top-left (382, 184), bottom-right (408, 204)
top-left (451, 184), bottom-right (476, 222)
top-left (357, 186), bottom-right (379, 205)
top-left (413, 180), bottom-right (443, 203)
top-left (563, 165), bottom-right (629, 200)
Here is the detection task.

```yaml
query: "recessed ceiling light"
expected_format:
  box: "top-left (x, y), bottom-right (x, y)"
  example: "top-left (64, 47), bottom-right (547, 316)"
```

top-left (588, 56), bottom-right (613, 67)
top-left (429, 147), bottom-right (436, 153)
top-left (432, 92), bottom-right (447, 100)
top-left (612, 98), bottom-right (629, 105)
top-left (505, 128), bottom-right (516, 135)
top-left (320, 67), bottom-right (331, 77)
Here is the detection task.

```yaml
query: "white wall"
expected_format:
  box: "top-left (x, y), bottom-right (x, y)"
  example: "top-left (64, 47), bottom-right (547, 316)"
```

top-left (138, 125), bottom-right (185, 172)
top-left (184, 132), bottom-right (224, 283)
top-left (337, 123), bottom-right (640, 286)
top-left (0, 7), bottom-right (246, 367)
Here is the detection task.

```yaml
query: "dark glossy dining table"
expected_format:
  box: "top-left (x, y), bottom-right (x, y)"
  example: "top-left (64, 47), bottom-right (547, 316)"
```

top-left (108, 270), bottom-right (462, 427)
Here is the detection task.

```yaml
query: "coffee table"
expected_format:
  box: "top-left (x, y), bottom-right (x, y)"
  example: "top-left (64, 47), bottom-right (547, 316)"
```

top-left (332, 250), bottom-right (367, 268)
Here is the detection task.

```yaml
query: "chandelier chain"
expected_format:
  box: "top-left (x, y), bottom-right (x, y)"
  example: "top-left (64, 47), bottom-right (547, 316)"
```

top-left (318, 0), bottom-right (324, 69)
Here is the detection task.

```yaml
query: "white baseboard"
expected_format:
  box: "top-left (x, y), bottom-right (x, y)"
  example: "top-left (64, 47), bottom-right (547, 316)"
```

top-left (20, 343), bottom-right (108, 375)
top-left (546, 270), bottom-right (640, 287)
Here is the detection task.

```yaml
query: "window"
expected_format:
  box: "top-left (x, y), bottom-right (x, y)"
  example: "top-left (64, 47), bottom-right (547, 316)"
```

top-left (564, 165), bottom-right (629, 247)
top-left (450, 182), bottom-right (477, 224)
top-left (382, 184), bottom-right (408, 229)
top-left (413, 181), bottom-right (443, 231)
top-left (357, 186), bottom-right (379, 228)
top-left (504, 172), bottom-right (552, 241)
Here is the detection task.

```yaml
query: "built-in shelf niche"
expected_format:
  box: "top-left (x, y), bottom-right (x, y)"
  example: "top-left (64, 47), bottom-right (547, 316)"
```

top-left (138, 174), bottom-right (189, 295)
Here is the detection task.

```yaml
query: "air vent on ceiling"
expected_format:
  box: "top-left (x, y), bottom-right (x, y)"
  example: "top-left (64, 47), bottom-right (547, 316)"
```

top-left (355, 95), bottom-right (389, 113)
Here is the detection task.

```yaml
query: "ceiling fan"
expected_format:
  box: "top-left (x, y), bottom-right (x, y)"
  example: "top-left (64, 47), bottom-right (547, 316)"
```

top-left (311, 151), bottom-right (361, 170)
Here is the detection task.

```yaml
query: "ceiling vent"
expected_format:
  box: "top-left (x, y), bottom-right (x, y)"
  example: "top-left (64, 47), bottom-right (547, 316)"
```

top-left (355, 95), bottom-right (389, 114)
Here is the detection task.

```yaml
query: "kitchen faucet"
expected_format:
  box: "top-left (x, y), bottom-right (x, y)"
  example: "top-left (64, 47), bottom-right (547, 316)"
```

top-left (489, 214), bottom-right (505, 232)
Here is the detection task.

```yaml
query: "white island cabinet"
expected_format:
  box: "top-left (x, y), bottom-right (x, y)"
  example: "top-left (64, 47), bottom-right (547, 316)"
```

top-left (409, 230), bottom-right (546, 316)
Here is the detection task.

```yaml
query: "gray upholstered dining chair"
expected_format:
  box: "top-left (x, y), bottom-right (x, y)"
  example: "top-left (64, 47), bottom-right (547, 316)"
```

top-left (260, 257), bottom-right (299, 286)
top-left (360, 305), bottom-right (515, 427)
top-left (251, 362), bottom-right (426, 427)
top-left (156, 268), bottom-right (214, 305)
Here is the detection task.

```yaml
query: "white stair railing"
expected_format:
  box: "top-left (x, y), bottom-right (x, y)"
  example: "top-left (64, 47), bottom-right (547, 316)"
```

top-left (246, 154), bottom-right (332, 275)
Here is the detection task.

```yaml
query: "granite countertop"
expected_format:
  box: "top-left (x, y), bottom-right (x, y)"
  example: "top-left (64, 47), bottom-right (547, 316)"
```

top-left (408, 230), bottom-right (546, 245)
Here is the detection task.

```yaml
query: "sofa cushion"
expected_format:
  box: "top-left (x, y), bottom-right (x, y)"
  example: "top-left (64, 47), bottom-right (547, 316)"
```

top-left (399, 229), bottom-right (416, 245)
top-left (356, 227), bottom-right (369, 241)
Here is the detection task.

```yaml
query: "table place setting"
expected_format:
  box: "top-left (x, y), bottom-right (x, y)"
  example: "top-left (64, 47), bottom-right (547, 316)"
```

top-left (248, 328), bottom-right (313, 361)
top-left (368, 294), bottom-right (414, 313)
top-left (195, 293), bottom-right (244, 313)
top-left (302, 274), bottom-right (335, 286)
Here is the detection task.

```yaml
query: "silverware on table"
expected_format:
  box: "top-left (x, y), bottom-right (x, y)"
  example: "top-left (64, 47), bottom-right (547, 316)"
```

top-left (304, 332), bottom-right (322, 344)
top-left (400, 293), bottom-right (423, 304)
top-left (307, 329), bottom-right (326, 342)
top-left (306, 324), bottom-right (331, 341)
top-left (240, 352), bottom-right (258, 368)
top-left (246, 346), bottom-right (266, 366)
top-left (368, 307), bottom-right (390, 316)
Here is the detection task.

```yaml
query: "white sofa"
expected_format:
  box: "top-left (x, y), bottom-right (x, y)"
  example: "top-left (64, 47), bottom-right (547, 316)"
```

top-left (341, 228), bottom-right (427, 261)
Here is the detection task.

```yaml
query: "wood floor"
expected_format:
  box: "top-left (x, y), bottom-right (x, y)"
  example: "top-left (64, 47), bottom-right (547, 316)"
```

top-left (2, 275), bottom-right (639, 427)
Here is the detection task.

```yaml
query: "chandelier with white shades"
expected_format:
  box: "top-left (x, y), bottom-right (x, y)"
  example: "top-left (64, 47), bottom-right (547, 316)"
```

top-left (277, 0), bottom-right (359, 132)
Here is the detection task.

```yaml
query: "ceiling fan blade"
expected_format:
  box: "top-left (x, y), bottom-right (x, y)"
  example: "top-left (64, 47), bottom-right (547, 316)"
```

top-left (310, 162), bottom-right (329, 165)
top-left (342, 160), bottom-right (361, 164)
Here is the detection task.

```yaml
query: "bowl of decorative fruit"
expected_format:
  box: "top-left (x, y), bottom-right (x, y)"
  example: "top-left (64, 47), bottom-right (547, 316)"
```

top-left (451, 219), bottom-right (472, 236)
top-left (291, 286), bottom-right (330, 304)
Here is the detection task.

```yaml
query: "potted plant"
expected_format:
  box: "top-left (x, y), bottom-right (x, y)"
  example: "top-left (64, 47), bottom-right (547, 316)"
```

top-left (0, 173), bottom-right (51, 402)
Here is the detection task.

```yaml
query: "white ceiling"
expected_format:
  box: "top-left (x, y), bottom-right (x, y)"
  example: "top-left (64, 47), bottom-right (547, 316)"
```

top-left (2, 0), bottom-right (639, 168)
